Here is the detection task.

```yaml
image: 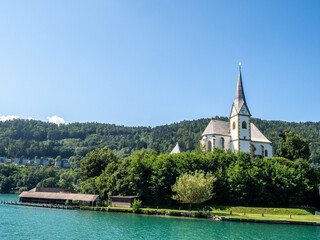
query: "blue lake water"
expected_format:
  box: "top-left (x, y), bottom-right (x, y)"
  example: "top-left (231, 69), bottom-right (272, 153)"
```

top-left (1, 194), bottom-right (320, 240)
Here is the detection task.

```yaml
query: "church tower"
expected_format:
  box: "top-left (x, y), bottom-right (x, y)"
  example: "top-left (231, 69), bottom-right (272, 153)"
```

top-left (230, 63), bottom-right (251, 152)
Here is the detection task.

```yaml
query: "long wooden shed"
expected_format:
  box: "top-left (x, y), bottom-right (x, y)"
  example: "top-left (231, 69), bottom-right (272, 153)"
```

top-left (19, 188), bottom-right (99, 206)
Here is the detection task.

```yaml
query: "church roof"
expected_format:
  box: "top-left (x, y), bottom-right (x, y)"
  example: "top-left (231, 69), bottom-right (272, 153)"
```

top-left (170, 143), bottom-right (181, 154)
top-left (201, 120), bottom-right (271, 143)
top-left (232, 69), bottom-right (251, 115)
top-left (201, 120), bottom-right (230, 136)
top-left (250, 123), bottom-right (272, 143)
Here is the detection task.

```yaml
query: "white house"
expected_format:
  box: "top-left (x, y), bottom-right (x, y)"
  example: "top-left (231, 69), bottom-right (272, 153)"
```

top-left (55, 158), bottom-right (70, 168)
top-left (14, 157), bottom-right (30, 165)
top-left (200, 66), bottom-right (273, 158)
top-left (0, 157), bottom-right (9, 164)
top-left (34, 158), bottom-right (50, 166)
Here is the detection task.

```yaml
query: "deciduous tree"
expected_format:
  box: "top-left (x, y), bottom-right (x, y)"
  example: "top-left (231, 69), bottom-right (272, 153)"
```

top-left (279, 130), bottom-right (310, 161)
top-left (172, 170), bottom-right (216, 209)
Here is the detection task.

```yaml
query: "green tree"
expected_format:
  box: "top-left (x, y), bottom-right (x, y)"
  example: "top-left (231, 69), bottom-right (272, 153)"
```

top-left (279, 130), bottom-right (310, 161)
top-left (0, 177), bottom-right (13, 193)
top-left (132, 199), bottom-right (142, 213)
top-left (172, 170), bottom-right (216, 210)
top-left (37, 177), bottom-right (58, 188)
top-left (58, 171), bottom-right (75, 189)
top-left (79, 147), bottom-right (120, 181)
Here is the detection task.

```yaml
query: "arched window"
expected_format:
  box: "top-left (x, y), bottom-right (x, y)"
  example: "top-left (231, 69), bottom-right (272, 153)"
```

top-left (265, 149), bottom-right (268, 157)
top-left (261, 145), bottom-right (265, 158)
top-left (207, 141), bottom-right (212, 152)
top-left (221, 138), bottom-right (225, 150)
top-left (251, 144), bottom-right (256, 155)
top-left (242, 121), bottom-right (247, 129)
top-left (232, 122), bottom-right (236, 130)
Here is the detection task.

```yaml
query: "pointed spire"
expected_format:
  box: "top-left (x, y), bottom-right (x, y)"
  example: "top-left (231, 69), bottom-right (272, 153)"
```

top-left (170, 143), bottom-right (181, 154)
top-left (232, 62), bottom-right (250, 115)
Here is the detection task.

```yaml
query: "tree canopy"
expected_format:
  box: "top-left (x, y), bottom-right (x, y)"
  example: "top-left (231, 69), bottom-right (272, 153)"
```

top-left (279, 130), bottom-right (310, 161)
top-left (0, 117), bottom-right (320, 165)
top-left (172, 170), bottom-right (216, 209)
top-left (1, 148), bottom-right (319, 207)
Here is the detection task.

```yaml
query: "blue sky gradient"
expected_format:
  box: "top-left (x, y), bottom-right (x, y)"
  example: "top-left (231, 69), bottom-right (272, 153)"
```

top-left (0, 0), bottom-right (319, 126)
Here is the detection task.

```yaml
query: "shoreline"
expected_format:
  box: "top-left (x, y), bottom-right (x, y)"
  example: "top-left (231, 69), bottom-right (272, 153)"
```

top-left (4, 201), bottom-right (320, 226)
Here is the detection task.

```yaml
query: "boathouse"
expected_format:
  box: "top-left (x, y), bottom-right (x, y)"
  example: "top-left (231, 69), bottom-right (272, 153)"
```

top-left (19, 188), bottom-right (99, 206)
top-left (110, 196), bottom-right (139, 208)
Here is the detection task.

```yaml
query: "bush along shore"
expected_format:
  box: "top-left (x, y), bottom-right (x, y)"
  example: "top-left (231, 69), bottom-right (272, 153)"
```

top-left (79, 205), bottom-right (320, 226)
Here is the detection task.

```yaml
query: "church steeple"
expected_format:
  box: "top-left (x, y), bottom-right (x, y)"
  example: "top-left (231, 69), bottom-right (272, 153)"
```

top-left (231, 63), bottom-right (251, 117)
top-left (229, 63), bottom-right (252, 153)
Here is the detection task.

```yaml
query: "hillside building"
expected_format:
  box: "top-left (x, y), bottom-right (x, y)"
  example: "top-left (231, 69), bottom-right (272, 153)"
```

top-left (34, 158), bottom-right (50, 166)
top-left (200, 66), bottom-right (273, 158)
top-left (0, 157), bottom-right (10, 164)
top-left (14, 157), bottom-right (30, 165)
top-left (55, 158), bottom-right (70, 168)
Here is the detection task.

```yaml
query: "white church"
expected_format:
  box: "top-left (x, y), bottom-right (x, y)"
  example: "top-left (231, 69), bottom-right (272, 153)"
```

top-left (199, 65), bottom-right (273, 158)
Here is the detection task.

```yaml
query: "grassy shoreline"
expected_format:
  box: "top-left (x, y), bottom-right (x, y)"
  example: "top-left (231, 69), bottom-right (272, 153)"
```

top-left (5, 201), bottom-right (320, 225)
top-left (80, 205), bottom-right (320, 224)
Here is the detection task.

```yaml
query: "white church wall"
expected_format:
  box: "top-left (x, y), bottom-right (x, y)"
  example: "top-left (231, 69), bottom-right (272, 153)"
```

top-left (230, 116), bottom-right (238, 141)
top-left (217, 135), bottom-right (231, 150)
top-left (252, 142), bottom-right (273, 158)
top-left (239, 140), bottom-right (251, 152)
top-left (203, 135), bottom-right (232, 152)
top-left (203, 135), bottom-right (214, 152)
top-left (230, 140), bottom-right (235, 152)
top-left (231, 140), bottom-right (238, 152)
top-left (239, 115), bottom-right (250, 140)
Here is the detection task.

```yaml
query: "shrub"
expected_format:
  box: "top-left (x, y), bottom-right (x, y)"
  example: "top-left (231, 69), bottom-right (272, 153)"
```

top-left (132, 199), bottom-right (142, 213)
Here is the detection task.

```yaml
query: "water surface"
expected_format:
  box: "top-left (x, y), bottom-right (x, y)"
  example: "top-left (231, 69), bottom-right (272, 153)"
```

top-left (1, 194), bottom-right (319, 240)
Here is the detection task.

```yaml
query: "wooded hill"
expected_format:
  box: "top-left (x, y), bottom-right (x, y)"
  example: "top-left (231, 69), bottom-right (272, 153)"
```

top-left (0, 117), bottom-right (319, 164)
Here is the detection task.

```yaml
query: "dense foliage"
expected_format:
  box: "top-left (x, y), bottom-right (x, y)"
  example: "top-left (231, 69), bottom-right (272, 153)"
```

top-left (0, 117), bottom-right (320, 165)
top-left (172, 170), bottom-right (216, 208)
top-left (0, 164), bottom-right (76, 193)
top-left (1, 143), bottom-right (319, 207)
top-left (78, 148), bottom-right (319, 207)
top-left (279, 130), bottom-right (310, 161)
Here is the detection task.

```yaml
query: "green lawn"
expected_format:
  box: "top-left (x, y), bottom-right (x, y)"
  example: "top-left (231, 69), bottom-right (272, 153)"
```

top-left (209, 206), bottom-right (320, 222)
top-left (87, 205), bottom-right (320, 223)
top-left (142, 205), bottom-right (320, 222)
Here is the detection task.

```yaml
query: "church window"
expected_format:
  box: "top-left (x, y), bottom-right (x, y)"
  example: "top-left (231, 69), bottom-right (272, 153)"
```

top-left (232, 122), bottom-right (236, 130)
top-left (251, 144), bottom-right (256, 155)
top-left (244, 136), bottom-right (246, 140)
top-left (242, 121), bottom-right (247, 129)
top-left (208, 141), bottom-right (212, 152)
top-left (221, 138), bottom-right (225, 150)
top-left (265, 150), bottom-right (268, 157)
top-left (261, 145), bottom-right (265, 158)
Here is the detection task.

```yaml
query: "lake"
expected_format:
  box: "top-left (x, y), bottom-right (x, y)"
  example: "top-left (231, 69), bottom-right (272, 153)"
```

top-left (1, 194), bottom-right (320, 240)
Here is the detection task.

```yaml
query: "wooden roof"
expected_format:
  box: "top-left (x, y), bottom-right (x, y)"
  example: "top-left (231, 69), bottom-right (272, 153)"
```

top-left (110, 196), bottom-right (139, 199)
top-left (19, 188), bottom-right (99, 202)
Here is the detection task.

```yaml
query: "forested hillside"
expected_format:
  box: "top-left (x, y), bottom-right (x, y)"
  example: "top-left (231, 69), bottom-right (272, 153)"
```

top-left (0, 117), bottom-right (319, 163)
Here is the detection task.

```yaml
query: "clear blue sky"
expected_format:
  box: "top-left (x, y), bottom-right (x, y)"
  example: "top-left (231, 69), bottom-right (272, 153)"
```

top-left (0, 0), bottom-right (319, 126)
